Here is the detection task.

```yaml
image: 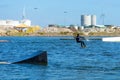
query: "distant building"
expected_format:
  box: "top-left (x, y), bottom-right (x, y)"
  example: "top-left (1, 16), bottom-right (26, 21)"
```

top-left (91, 15), bottom-right (96, 26)
top-left (81, 15), bottom-right (91, 26)
top-left (6, 20), bottom-right (19, 26)
top-left (0, 19), bottom-right (31, 28)
top-left (21, 19), bottom-right (31, 26)
top-left (81, 15), bottom-right (97, 26)
top-left (48, 24), bottom-right (59, 27)
top-left (0, 20), bottom-right (6, 25)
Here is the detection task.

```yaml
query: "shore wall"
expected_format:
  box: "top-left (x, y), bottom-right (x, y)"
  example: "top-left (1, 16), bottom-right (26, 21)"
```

top-left (0, 26), bottom-right (120, 36)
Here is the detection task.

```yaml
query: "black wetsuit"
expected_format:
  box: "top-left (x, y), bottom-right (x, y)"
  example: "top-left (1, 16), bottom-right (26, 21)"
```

top-left (76, 36), bottom-right (86, 48)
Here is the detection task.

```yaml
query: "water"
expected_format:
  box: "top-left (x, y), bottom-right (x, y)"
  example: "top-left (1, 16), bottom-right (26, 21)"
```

top-left (0, 36), bottom-right (120, 80)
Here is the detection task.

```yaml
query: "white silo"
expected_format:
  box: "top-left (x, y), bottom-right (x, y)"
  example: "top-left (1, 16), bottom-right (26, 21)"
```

top-left (81, 15), bottom-right (91, 26)
top-left (91, 15), bottom-right (96, 26)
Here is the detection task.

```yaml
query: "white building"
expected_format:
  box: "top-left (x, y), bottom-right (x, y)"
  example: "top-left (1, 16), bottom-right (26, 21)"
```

top-left (0, 19), bottom-right (31, 27)
top-left (21, 19), bottom-right (31, 26)
top-left (0, 20), bottom-right (6, 25)
top-left (91, 15), bottom-right (96, 26)
top-left (81, 15), bottom-right (91, 26)
top-left (6, 20), bottom-right (20, 26)
top-left (81, 15), bottom-right (97, 26)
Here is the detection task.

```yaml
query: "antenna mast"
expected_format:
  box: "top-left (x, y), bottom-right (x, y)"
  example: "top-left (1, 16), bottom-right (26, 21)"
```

top-left (101, 13), bottom-right (105, 25)
top-left (22, 7), bottom-right (26, 20)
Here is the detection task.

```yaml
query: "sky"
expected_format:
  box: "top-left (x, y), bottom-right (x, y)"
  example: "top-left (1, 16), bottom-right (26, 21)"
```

top-left (0, 0), bottom-right (120, 27)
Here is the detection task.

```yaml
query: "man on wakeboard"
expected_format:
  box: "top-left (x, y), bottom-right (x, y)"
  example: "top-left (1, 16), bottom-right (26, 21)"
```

top-left (75, 34), bottom-right (86, 48)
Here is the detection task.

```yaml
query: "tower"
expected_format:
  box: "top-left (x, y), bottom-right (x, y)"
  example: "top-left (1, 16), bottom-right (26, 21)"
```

top-left (91, 15), bottom-right (96, 26)
top-left (100, 14), bottom-right (105, 25)
top-left (81, 15), bottom-right (97, 26)
top-left (81, 15), bottom-right (91, 26)
top-left (22, 7), bottom-right (26, 20)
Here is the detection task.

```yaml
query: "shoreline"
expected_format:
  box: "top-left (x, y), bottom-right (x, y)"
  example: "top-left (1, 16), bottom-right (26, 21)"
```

top-left (0, 26), bottom-right (120, 37)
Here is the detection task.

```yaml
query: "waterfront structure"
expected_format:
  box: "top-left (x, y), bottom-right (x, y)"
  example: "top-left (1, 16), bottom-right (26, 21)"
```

top-left (21, 19), bottom-right (31, 26)
top-left (102, 37), bottom-right (120, 42)
top-left (0, 20), bottom-right (6, 25)
top-left (6, 20), bottom-right (20, 26)
top-left (91, 15), bottom-right (96, 26)
top-left (81, 15), bottom-right (97, 26)
top-left (81, 15), bottom-right (91, 26)
top-left (0, 19), bottom-right (31, 27)
top-left (14, 24), bottom-right (29, 32)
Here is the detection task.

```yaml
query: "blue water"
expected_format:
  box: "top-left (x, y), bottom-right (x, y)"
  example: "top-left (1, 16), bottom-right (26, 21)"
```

top-left (0, 36), bottom-right (120, 80)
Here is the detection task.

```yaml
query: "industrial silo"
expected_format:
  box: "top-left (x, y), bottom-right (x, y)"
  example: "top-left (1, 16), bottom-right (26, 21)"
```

top-left (91, 15), bottom-right (96, 26)
top-left (81, 15), bottom-right (91, 26)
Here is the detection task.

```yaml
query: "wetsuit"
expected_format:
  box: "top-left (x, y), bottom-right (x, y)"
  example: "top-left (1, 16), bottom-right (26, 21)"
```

top-left (76, 36), bottom-right (86, 48)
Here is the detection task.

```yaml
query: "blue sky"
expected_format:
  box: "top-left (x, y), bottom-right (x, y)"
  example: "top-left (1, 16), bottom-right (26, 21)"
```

top-left (0, 0), bottom-right (120, 27)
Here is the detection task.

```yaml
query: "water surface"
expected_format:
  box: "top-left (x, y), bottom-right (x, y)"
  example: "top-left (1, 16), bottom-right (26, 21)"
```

top-left (0, 36), bottom-right (120, 80)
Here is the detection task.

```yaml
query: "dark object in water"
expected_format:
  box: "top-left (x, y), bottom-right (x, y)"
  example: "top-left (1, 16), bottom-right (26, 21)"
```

top-left (10, 51), bottom-right (48, 65)
top-left (60, 38), bottom-right (74, 40)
